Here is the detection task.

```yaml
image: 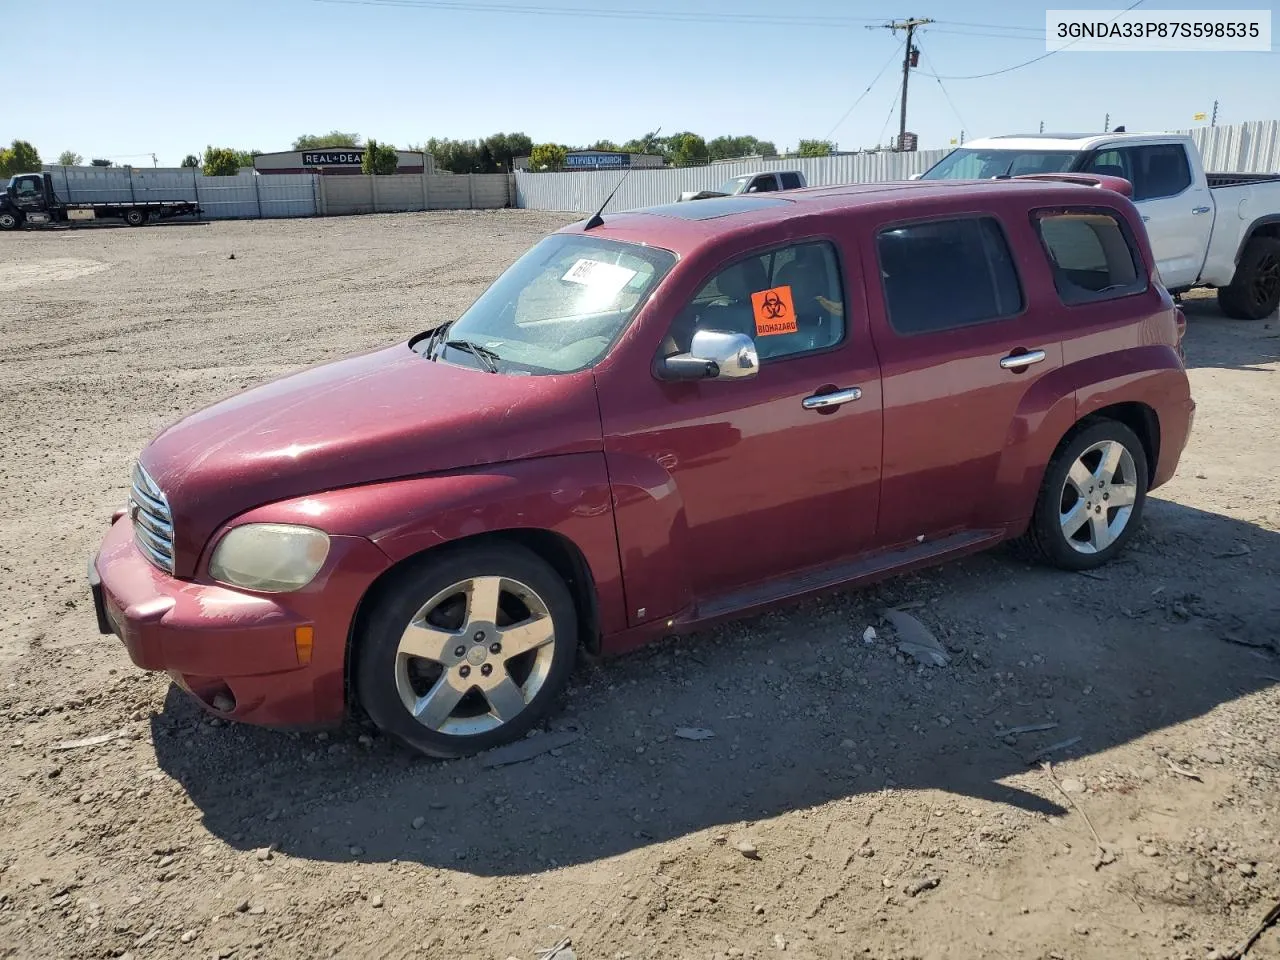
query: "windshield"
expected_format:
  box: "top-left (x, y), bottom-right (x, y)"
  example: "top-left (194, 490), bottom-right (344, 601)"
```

top-left (920, 148), bottom-right (1079, 180)
top-left (422, 234), bottom-right (677, 375)
top-left (718, 177), bottom-right (750, 195)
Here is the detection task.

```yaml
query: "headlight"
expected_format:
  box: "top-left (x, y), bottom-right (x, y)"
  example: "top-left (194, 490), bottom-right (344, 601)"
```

top-left (209, 524), bottom-right (331, 593)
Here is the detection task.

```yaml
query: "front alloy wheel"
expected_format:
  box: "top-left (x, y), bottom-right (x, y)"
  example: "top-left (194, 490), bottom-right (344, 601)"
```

top-left (356, 544), bottom-right (577, 758)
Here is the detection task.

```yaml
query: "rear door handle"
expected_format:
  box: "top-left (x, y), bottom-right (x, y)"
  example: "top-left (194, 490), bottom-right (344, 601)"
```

top-left (999, 349), bottom-right (1046, 370)
top-left (802, 387), bottom-right (861, 410)
top-left (1192, 205), bottom-right (1211, 215)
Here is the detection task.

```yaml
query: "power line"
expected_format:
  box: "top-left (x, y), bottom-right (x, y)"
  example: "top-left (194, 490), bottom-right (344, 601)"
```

top-left (926, 27), bottom-right (1044, 42)
top-left (920, 0), bottom-right (1145, 80)
top-left (310, 0), bottom-right (888, 28)
top-left (917, 44), bottom-right (971, 143)
top-left (878, 88), bottom-right (902, 147)
top-left (824, 38), bottom-right (905, 141)
top-left (932, 19), bottom-right (1043, 33)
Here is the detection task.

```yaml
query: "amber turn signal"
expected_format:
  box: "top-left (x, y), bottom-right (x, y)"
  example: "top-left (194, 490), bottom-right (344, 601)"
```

top-left (294, 625), bottom-right (314, 665)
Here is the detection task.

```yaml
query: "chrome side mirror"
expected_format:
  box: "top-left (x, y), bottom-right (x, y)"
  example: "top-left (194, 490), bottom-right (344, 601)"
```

top-left (657, 329), bottom-right (759, 381)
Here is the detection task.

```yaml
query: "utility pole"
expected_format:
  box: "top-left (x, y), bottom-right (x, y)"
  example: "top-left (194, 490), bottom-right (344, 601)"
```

top-left (1211, 99), bottom-right (1219, 126)
top-left (1039, 120), bottom-right (1045, 133)
top-left (1104, 112), bottom-right (1110, 132)
top-left (151, 153), bottom-right (158, 168)
top-left (868, 17), bottom-right (934, 150)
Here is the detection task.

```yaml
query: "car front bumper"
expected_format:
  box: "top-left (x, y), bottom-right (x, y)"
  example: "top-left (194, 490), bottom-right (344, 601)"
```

top-left (91, 515), bottom-right (390, 728)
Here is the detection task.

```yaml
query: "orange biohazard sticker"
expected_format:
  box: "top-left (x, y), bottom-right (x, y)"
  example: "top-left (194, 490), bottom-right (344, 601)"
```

top-left (751, 285), bottom-right (797, 337)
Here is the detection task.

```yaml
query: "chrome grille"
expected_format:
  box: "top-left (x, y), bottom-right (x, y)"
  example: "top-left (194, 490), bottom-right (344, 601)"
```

top-left (130, 462), bottom-right (175, 574)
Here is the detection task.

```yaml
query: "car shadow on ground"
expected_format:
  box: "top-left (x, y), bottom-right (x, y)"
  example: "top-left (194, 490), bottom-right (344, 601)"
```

top-left (1180, 295), bottom-right (1279, 370)
top-left (154, 497), bottom-right (1278, 877)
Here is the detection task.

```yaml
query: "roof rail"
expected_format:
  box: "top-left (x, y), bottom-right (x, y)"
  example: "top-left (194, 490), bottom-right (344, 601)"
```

top-left (1011, 173), bottom-right (1132, 199)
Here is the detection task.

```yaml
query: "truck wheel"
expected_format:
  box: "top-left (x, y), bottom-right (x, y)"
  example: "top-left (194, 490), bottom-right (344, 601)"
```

top-left (124, 208), bottom-right (148, 227)
top-left (354, 543), bottom-right (578, 759)
top-left (1217, 237), bottom-right (1280, 320)
top-left (1015, 420), bottom-right (1149, 571)
top-left (0, 212), bottom-right (19, 230)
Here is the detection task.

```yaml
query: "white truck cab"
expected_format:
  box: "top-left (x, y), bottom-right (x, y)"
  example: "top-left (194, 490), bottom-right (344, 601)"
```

top-left (920, 132), bottom-right (1280, 319)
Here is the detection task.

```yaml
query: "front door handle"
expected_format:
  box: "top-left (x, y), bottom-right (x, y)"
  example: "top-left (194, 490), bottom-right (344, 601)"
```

top-left (999, 349), bottom-right (1046, 370)
top-left (1192, 205), bottom-right (1211, 215)
top-left (802, 387), bottom-right (861, 410)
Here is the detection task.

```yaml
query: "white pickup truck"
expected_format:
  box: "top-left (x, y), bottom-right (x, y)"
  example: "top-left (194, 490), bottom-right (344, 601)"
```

top-left (679, 170), bottom-right (807, 203)
top-left (919, 132), bottom-right (1280, 319)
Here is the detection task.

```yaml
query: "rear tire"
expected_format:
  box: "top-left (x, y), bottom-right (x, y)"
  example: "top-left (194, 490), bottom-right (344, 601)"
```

top-left (1218, 237), bottom-right (1280, 320)
top-left (1015, 420), bottom-right (1149, 571)
top-left (124, 208), bottom-right (147, 227)
top-left (0, 212), bottom-right (20, 230)
top-left (354, 543), bottom-right (578, 759)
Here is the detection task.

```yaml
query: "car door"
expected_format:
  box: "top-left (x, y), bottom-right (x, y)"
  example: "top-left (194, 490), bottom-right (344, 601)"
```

top-left (862, 212), bottom-right (1064, 546)
top-left (11, 176), bottom-right (46, 215)
top-left (1081, 145), bottom-right (1211, 288)
top-left (597, 235), bottom-right (882, 626)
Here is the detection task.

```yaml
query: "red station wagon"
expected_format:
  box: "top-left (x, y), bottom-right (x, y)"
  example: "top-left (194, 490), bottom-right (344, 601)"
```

top-left (90, 175), bottom-right (1195, 758)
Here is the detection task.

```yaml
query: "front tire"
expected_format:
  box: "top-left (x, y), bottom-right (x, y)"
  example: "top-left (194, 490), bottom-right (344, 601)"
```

top-left (0, 212), bottom-right (20, 230)
top-left (1218, 237), bottom-right (1280, 320)
top-left (1018, 420), bottom-right (1149, 571)
top-left (354, 543), bottom-right (578, 758)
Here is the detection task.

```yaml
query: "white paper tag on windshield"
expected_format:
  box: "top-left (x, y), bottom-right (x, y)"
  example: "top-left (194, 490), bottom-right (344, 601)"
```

top-left (562, 258), bottom-right (637, 294)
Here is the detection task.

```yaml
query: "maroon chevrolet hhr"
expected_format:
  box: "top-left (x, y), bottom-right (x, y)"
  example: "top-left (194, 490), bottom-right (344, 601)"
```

top-left (91, 175), bottom-right (1195, 758)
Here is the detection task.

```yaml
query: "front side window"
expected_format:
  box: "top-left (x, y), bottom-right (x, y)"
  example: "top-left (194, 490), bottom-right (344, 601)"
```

top-left (664, 240), bottom-right (845, 362)
top-left (15, 178), bottom-right (38, 197)
top-left (746, 176), bottom-right (778, 193)
top-left (1035, 211), bottom-right (1146, 304)
top-left (425, 234), bottom-right (677, 374)
top-left (876, 217), bottom-right (1024, 335)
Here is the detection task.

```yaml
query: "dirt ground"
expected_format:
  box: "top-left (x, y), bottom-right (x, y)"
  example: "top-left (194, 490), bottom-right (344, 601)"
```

top-left (0, 212), bottom-right (1277, 960)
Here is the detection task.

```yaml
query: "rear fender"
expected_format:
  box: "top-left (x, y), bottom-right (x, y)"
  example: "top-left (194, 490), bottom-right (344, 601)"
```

top-left (224, 454), bottom-right (627, 637)
top-left (993, 345), bottom-right (1187, 527)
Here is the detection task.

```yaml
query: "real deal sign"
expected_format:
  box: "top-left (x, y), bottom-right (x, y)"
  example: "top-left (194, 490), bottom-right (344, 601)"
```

top-left (301, 151), bottom-right (366, 166)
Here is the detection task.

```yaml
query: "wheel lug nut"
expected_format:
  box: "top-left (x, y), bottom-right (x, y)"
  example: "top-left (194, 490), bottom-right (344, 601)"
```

top-left (454, 646), bottom-right (466, 658)
top-left (474, 630), bottom-right (485, 642)
top-left (459, 665), bottom-right (470, 678)
top-left (481, 664), bottom-right (492, 677)
top-left (489, 642), bottom-right (501, 654)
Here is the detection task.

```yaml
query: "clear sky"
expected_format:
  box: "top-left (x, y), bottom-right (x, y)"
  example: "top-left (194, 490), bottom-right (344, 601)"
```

top-left (8, 0), bottom-right (1275, 166)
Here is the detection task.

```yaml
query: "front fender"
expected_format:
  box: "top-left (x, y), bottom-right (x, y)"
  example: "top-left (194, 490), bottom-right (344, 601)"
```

top-left (221, 454), bottom-right (627, 636)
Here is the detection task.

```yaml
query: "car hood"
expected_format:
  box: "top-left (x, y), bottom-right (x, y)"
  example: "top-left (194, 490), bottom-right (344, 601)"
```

top-left (139, 343), bottom-right (603, 575)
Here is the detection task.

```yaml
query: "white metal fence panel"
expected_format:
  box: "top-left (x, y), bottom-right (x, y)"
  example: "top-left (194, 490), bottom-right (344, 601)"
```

top-left (514, 150), bottom-right (950, 214)
top-left (1183, 120), bottom-right (1280, 174)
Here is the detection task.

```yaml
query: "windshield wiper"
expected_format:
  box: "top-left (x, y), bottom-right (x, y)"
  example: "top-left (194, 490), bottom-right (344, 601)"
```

top-left (442, 338), bottom-right (501, 373)
top-left (421, 321), bottom-right (453, 359)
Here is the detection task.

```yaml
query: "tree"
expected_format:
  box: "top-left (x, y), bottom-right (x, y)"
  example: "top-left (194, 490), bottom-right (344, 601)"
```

top-left (529, 143), bottom-right (568, 171)
top-left (668, 132), bottom-right (709, 167)
top-left (180, 154), bottom-right (201, 168)
top-left (796, 139), bottom-right (836, 158)
top-left (361, 139), bottom-right (399, 175)
top-left (426, 137), bottom-right (480, 174)
top-left (481, 132), bottom-right (533, 172)
top-left (292, 131), bottom-right (361, 150)
top-left (233, 149), bottom-right (262, 169)
top-left (0, 140), bottom-right (42, 179)
top-left (90, 158), bottom-right (113, 167)
top-left (588, 139), bottom-right (622, 153)
top-left (56, 150), bottom-right (84, 167)
top-left (707, 135), bottom-right (777, 161)
top-left (202, 146), bottom-right (241, 177)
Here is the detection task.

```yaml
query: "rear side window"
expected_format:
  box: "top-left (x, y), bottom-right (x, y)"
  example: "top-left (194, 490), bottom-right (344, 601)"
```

top-left (1082, 146), bottom-right (1192, 201)
top-left (876, 217), bottom-right (1024, 335)
top-left (1035, 211), bottom-right (1146, 305)
top-left (780, 172), bottom-right (803, 190)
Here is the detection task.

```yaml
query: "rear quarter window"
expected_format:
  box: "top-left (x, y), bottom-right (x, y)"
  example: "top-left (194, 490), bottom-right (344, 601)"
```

top-left (1034, 210), bottom-right (1147, 305)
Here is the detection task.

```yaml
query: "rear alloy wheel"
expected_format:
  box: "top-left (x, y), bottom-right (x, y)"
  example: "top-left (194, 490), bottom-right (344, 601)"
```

top-left (0, 212), bottom-right (19, 230)
top-left (1218, 237), bottom-right (1280, 320)
top-left (355, 544), bottom-right (577, 758)
top-left (124, 208), bottom-right (147, 227)
top-left (1017, 420), bottom-right (1149, 571)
